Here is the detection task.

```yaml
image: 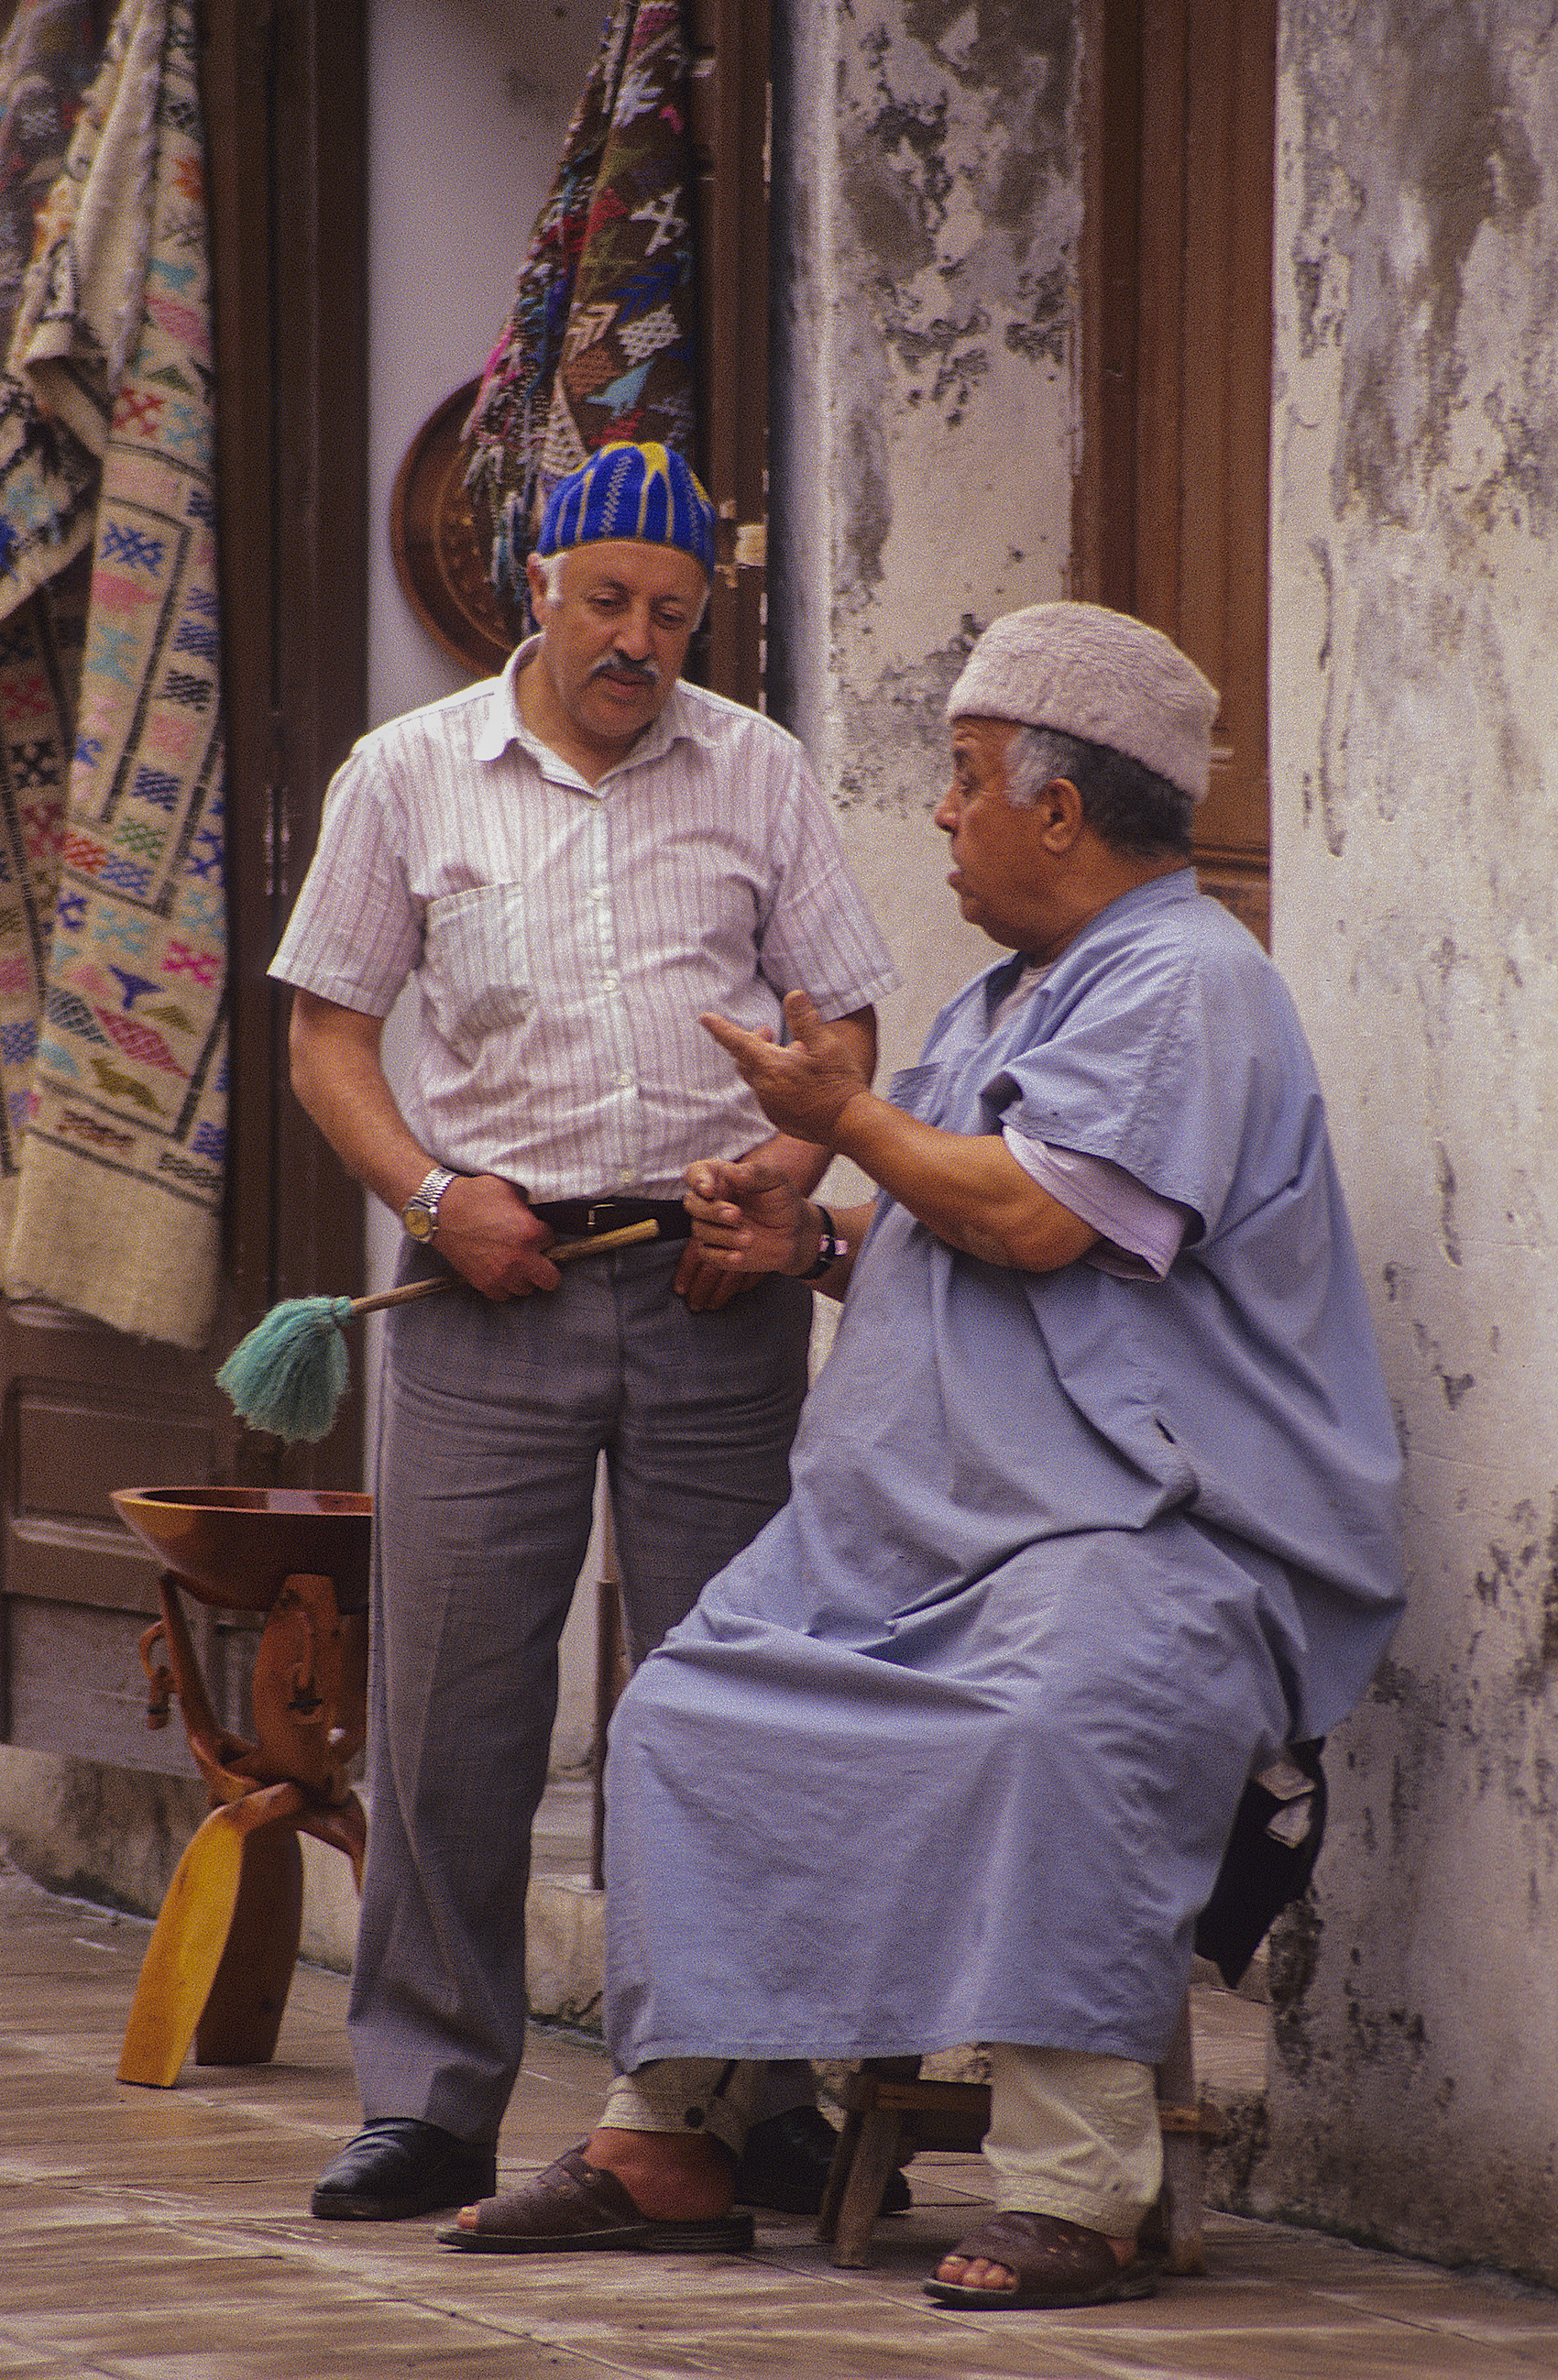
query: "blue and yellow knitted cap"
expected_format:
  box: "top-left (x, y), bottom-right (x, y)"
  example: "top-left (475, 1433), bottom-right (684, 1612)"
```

top-left (536, 443), bottom-right (716, 576)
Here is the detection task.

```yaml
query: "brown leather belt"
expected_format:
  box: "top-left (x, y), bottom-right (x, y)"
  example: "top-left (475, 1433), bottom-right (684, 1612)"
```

top-left (527, 1195), bottom-right (692, 1245)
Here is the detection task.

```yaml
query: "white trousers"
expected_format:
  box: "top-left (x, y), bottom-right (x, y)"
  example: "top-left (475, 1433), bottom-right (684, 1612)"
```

top-left (602, 2045), bottom-right (1163, 2235)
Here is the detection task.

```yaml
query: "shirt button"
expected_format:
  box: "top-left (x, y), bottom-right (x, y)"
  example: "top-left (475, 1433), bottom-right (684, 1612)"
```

top-left (603, 972), bottom-right (619, 990)
top-left (616, 1072), bottom-right (632, 1088)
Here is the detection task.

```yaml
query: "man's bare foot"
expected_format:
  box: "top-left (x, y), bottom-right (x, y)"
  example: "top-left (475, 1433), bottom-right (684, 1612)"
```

top-left (933, 2226), bottom-right (1136, 2295)
top-left (447, 2127), bottom-right (733, 2232)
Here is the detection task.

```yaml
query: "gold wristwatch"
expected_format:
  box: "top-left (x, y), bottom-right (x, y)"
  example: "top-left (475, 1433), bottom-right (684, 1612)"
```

top-left (402, 1164), bottom-right (457, 1244)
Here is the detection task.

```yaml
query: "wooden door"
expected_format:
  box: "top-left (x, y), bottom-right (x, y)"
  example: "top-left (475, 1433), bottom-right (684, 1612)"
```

top-left (0, 0), bottom-right (368, 1772)
top-left (687, 0), bottom-right (770, 709)
top-left (1076, 0), bottom-right (1276, 942)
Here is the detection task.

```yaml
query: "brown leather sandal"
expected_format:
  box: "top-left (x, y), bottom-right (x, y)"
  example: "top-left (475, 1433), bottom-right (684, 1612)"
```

top-left (922, 2209), bottom-right (1158, 2309)
top-left (436, 2144), bottom-right (754, 2255)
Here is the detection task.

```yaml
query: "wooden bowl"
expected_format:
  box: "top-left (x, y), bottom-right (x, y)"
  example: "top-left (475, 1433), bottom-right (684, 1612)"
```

top-left (111, 1486), bottom-right (373, 1614)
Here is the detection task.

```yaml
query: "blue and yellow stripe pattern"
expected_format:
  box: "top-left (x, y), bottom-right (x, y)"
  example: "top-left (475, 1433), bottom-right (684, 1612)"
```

top-left (537, 442), bottom-right (715, 574)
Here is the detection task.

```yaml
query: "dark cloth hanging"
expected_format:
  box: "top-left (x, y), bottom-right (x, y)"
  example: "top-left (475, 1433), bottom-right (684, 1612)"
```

top-left (1193, 1740), bottom-right (1329, 1989)
top-left (463, 0), bottom-right (699, 621)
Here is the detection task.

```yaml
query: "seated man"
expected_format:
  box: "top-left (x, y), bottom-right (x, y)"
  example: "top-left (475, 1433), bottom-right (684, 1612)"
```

top-left (437, 601), bottom-right (1406, 2309)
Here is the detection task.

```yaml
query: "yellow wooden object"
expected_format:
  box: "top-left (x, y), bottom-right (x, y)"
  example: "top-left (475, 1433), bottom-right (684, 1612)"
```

top-left (114, 1530), bottom-right (369, 2090)
top-left (117, 1784), bottom-right (308, 2088)
top-left (117, 1803), bottom-right (247, 2088)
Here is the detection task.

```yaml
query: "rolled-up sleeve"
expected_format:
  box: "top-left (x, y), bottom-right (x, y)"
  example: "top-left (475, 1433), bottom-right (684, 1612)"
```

top-left (752, 743), bottom-right (899, 1019)
top-left (269, 750), bottom-right (422, 1015)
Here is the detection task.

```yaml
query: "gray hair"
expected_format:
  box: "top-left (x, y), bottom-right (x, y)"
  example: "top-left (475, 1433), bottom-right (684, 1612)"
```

top-left (999, 724), bottom-right (1196, 858)
top-left (1002, 726), bottom-right (1078, 808)
top-left (532, 548), bottom-right (567, 605)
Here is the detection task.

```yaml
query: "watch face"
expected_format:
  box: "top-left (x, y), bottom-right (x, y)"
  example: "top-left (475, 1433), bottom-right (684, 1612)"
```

top-left (404, 1204), bottom-right (433, 1241)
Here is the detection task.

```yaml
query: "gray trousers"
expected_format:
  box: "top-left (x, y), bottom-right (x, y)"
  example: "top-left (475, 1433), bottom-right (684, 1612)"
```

top-left (348, 1238), bottom-right (812, 2143)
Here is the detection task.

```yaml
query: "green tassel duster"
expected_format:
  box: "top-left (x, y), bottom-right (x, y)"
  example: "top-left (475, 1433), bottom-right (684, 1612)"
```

top-left (216, 1294), bottom-right (363, 1442)
top-left (216, 1218), bottom-right (661, 1443)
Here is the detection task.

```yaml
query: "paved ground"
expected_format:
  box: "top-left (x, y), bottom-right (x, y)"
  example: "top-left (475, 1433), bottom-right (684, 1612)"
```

top-left (6, 1859), bottom-right (1558, 2379)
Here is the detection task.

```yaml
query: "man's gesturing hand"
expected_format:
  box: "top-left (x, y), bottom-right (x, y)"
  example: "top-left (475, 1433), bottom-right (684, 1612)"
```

top-left (684, 1156), bottom-right (814, 1278)
top-left (698, 989), bottom-right (870, 1148)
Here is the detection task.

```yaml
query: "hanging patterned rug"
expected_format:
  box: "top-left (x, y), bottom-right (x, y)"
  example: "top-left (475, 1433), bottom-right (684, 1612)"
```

top-left (0, 0), bottom-right (227, 1351)
top-left (463, 0), bottom-right (698, 619)
top-left (0, 0), bottom-right (104, 1246)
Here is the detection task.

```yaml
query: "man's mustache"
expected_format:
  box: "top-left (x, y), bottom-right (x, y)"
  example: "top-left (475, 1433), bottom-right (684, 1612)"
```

top-left (589, 652), bottom-right (661, 687)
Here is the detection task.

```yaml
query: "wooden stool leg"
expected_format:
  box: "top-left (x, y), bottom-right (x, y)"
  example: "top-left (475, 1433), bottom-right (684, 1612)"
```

top-left (195, 1821), bottom-right (303, 2066)
top-left (117, 1804), bottom-right (248, 2088)
top-left (817, 2105), bottom-right (863, 2245)
top-left (116, 1783), bottom-right (302, 2089)
top-left (1154, 1991), bottom-right (1207, 2276)
top-left (829, 2110), bottom-right (905, 2269)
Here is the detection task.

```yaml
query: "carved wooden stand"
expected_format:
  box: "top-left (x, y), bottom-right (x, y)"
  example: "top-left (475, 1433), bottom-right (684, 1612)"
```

top-left (111, 1488), bottom-right (370, 2089)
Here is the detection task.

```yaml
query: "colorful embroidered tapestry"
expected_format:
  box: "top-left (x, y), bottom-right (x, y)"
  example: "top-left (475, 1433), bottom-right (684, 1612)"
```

top-left (0, 0), bottom-right (109, 1253)
top-left (464, 0), bottom-right (698, 619)
top-left (0, 0), bottom-right (105, 344)
top-left (0, 0), bottom-right (227, 1350)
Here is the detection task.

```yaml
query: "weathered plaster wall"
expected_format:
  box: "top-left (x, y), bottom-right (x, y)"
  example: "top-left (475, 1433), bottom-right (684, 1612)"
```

top-left (771, 0), bottom-right (1084, 1087)
top-left (1246, 0), bottom-right (1558, 2280)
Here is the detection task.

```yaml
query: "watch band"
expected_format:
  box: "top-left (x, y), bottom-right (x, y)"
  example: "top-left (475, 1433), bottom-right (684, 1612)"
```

top-left (800, 1204), bottom-right (848, 1280)
top-left (402, 1163), bottom-right (457, 1243)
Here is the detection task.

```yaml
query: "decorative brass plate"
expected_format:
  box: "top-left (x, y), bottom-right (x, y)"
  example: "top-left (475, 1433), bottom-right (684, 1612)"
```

top-left (388, 379), bottom-right (520, 677)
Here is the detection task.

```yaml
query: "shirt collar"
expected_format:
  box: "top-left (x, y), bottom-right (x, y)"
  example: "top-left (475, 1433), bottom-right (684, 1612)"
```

top-left (472, 634), bottom-right (715, 781)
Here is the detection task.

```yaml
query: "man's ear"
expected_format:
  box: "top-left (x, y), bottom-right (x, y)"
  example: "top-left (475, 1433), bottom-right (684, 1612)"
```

top-left (526, 552), bottom-right (551, 612)
top-left (1037, 776), bottom-right (1084, 850)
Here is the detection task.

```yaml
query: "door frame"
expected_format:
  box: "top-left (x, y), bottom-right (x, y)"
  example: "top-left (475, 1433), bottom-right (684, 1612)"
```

top-left (202, 0), bottom-right (369, 1483)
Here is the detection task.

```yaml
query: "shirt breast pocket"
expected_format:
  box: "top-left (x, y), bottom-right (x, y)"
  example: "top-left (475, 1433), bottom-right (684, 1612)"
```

top-left (423, 885), bottom-right (534, 1066)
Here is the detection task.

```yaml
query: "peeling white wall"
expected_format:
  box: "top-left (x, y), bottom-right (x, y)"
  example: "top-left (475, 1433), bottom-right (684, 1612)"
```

top-left (770, 0), bottom-right (1085, 1102)
top-left (1242, 0), bottom-right (1558, 2281)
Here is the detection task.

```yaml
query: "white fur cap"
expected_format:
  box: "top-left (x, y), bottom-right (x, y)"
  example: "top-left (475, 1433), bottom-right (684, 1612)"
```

top-left (946, 601), bottom-right (1219, 803)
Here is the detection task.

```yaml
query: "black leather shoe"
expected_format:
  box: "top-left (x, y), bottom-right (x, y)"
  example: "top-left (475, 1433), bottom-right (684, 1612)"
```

top-left (733, 2104), bottom-right (911, 2218)
top-left (311, 2119), bottom-right (498, 2221)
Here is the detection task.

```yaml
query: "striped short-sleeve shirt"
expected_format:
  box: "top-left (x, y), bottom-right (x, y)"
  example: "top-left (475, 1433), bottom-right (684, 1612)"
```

top-left (269, 641), bottom-right (899, 1199)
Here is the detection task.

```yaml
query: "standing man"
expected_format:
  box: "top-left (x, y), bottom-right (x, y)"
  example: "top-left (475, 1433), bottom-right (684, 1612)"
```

top-left (269, 443), bottom-right (898, 2221)
top-left (439, 601), bottom-right (1405, 2309)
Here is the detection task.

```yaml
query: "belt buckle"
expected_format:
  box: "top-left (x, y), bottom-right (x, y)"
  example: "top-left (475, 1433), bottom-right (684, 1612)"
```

top-left (586, 1201), bottom-right (615, 1234)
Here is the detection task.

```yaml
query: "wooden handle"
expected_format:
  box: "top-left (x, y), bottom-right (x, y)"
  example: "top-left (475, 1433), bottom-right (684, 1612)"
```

top-left (347, 1218), bottom-right (662, 1317)
top-left (349, 1276), bottom-right (448, 1316)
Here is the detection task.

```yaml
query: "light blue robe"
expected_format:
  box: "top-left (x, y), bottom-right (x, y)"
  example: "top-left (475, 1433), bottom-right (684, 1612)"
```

top-left (605, 872), bottom-right (1405, 2069)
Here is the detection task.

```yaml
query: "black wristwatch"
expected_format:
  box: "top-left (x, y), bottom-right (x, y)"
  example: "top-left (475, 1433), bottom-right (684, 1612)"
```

top-left (800, 1204), bottom-right (849, 1279)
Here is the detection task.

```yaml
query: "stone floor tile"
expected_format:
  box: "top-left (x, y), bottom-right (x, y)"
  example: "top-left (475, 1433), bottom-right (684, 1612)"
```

top-left (10, 1856), bottom-right (1558, 2379)
top-left (1317, 2292), bottom-right (1558, 2344)
top-left (1061, 2330), bottom-right (1558, 2379)
top-left (97, 2360), bottom-right (612, 2380)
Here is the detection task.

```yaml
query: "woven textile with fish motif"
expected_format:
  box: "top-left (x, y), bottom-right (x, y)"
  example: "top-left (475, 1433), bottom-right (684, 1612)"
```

top-left (463, 0), bottom-right (697, 617)
top-left (0, 0), bottom-right (227, 1350)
